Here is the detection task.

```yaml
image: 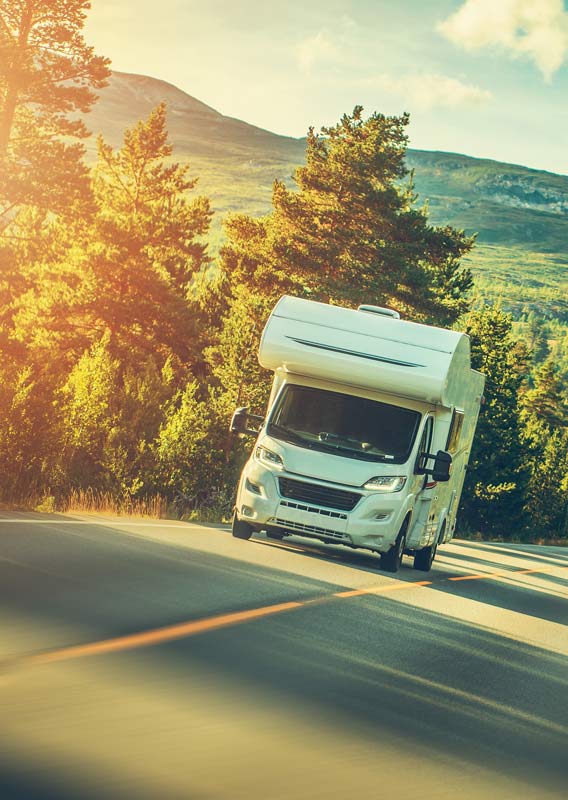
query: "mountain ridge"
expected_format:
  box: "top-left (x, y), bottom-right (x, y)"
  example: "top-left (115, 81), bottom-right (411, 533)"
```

top-left (95, 72), bottom-right (567, 177)
top-left (82, 71), bottom-right (567, 321)
top-left (84, 72), bottom-right (568, 252)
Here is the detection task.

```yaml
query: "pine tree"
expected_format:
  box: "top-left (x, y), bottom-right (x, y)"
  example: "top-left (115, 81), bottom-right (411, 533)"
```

top-left (520, 356), bottom-right (568, 536)
top-left (222, 107), bottom-right (474, 325)
top-left (0, 0), bottom-right (109, 222)
top-left (88, 103), bottom-right (212, 362)
top-left (522, 357), bottom-right (567, 430)
top-left (9, 104), bottom-right (213, 368)
top-left (0, 0), bottom-right (108, 401)
top-left (459, 306), bottom-right (527, 536)
top-left (525, 313), bottom-right (550, 366)
top-left (522, 426), bottom-right (568, 537)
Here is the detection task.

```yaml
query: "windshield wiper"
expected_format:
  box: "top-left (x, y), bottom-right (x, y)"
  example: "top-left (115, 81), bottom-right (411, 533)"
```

top-left (268, 423), bottom-right (394, 461)
top-left (314, 440), bottom-right (386, 461)
top-left (318, 432), bottom-right (370, 449)
top-left (267, 422), bottom-right (314, 448)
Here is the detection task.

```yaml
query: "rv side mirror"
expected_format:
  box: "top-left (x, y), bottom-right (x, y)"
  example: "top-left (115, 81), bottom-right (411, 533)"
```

top-left (230, 407), bottom-right (250, 434)
top-left (229, 407), bottom-right (264, 436)
top-left (432, 450), bottom-right (452, 483)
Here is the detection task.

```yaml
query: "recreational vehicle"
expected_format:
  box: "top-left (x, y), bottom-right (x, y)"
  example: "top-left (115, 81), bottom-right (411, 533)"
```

top-left (230, 296), bottom-right (484, 572)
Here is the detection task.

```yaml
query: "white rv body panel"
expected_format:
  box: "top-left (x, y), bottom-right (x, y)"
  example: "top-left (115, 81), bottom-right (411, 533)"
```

top-left (234, 296), bottom-right (484, 568)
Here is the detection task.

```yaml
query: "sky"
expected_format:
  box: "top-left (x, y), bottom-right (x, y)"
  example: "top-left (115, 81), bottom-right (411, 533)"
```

top-left (85, 0), bottom-right (568, 174)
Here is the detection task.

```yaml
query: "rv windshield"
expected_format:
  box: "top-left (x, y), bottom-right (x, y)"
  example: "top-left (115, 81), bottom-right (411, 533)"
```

top-left (267, 385), bottom-right (420, 463)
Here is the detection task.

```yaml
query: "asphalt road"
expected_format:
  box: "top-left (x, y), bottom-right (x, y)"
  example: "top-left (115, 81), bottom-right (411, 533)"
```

top-left (1, 512), bottom-right (567, 800)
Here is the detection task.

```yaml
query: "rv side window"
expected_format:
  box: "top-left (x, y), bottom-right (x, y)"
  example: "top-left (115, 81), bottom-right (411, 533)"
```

top-left (416, 416), bottom-right (433, 473)
top-left (447, 410), bottom-right (465, 454)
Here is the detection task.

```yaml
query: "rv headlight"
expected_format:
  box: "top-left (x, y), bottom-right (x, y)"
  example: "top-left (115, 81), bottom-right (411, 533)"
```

top-left (255, 445), bottom-right (284, 470)
top-left (364, 476), bottom-right (406, 492)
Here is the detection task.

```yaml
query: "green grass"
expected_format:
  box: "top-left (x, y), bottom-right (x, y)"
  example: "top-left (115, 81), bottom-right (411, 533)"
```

top-left (463, 245), bottom-right (568, 320)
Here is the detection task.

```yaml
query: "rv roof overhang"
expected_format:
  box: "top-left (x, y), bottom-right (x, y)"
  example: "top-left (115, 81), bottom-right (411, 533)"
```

top-left (269, 371), bottom-right (439, 416)
top-left (259, 296), bottom-right (474, 408)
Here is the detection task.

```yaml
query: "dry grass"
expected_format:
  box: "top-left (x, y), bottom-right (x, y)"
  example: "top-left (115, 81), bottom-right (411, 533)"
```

top-left (60, 489), bottom-right (169, 518)
top-left (1, 487), bottom-right (232, 523)
top-left (1, 489), bottom-right (168, 518)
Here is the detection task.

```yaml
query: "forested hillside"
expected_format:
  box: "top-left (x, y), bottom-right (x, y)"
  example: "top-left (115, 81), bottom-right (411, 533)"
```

top-left (85, 73), bottom-right (568, 327)
top-left (1, 6), bottom-right (566, 540)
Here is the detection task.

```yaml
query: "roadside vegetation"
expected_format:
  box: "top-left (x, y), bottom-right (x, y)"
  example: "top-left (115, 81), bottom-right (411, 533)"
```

top-left (1, 1), bottom-right (566, 540)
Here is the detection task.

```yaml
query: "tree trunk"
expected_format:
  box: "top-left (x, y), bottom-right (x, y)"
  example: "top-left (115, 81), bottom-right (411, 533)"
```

top-left (0, 2), bottom-right (34, 156)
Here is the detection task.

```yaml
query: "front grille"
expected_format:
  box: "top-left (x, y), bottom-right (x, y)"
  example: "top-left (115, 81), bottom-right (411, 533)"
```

top-left (272, 518), bottom-right (350, 541)
top-left (278, 477), bottom-right (361, 511)
top-left (280, 500), bottom-right (347, 520)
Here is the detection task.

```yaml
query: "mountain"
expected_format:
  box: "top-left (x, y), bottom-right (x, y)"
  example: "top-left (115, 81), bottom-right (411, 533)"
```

top-left (87, 72), bottom-right (304, 162)
top-left (84, 71), bottom-right (306, 220)
top-left (83, 72), bottom-right (568, 320)
top-left (405, 150), bottom-right (568, 254)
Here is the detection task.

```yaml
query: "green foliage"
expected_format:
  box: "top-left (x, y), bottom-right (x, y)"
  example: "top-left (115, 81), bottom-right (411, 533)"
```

top-left (0, 365), bottom-right (36, 495)
top-left (521, 357), bottom-right (567, 429)
top-left (152, 382), bottom-right (233, 500)
top-left (519, 357), bottom-right (568, 535)
top-left (0, 359), bottom-right (60, 497)
top-left (58, 334), bottom-right (176, 497)
top-left (205, 284), bottom-right (273, 413)
top-left (464, 246), bottom-right (568, 329)
top-left (521, 419), bottom-right (568, 537)
top-left (458, 306), bottom-right (527, 535)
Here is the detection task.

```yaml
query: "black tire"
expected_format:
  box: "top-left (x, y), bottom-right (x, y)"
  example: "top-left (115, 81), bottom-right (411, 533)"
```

top-left (414, 522), bottom-right (444, 572)
top-left (266, 529), bottom-right (285, 540)
top-left (413, 542), bottom-right (437, 572)
top-left (232, 511), bottom-right (254, 540)
top-left (380, 521), bottom-right (408, 573)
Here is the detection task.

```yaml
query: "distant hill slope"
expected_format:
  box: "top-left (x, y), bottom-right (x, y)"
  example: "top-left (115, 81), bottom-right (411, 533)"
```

top-left (85, 72), bottom-right (568, 252)
top-left (406, 151), bottom-right (568, 254)
top-left (83, 72), bottom-right (567, 320)
top-left (84, 71), bottom-right (306, 218)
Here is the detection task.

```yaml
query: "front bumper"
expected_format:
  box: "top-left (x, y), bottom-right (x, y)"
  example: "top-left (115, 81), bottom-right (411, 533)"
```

top-left (236, 460), bottom-right (407, 553)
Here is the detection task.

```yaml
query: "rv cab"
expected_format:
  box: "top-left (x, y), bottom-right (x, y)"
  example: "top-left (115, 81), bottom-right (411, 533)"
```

top-left (230, 296), bottom-right (484, 573)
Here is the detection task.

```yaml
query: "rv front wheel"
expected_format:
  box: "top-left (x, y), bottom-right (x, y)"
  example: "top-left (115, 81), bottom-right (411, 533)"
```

top-left (380, 522), bottom-right (407, 573)
top-left (232, 511), bottom-right (254, 540)
top-left (414, 522), bottom-right (444, 572)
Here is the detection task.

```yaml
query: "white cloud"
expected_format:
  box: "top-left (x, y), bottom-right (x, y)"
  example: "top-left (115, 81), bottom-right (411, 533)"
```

top-left (438, 0), bottom-right (568, 81)
top-left (368, 73), bottom-right (493, 111)
top-left (296, 30), bottom-right (341, 72)
top-left (295, 16), bottom-right (359, 73)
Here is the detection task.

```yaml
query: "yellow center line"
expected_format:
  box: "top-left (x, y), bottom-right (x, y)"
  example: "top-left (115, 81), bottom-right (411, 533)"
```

top-left (448, 573), bottom-right (507, 582)
top-left (334, 581), bottom-right (431, 598)
top-left (21, 579), bottom-right (431, 668)
top-left (15, 562), bottom-right (568, 670)
top-left (28, 600), bottom-right (304, 666)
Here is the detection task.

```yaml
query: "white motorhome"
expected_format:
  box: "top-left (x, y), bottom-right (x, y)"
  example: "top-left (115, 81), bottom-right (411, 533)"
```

top-left (230, 296), bottom-right (484, 572)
